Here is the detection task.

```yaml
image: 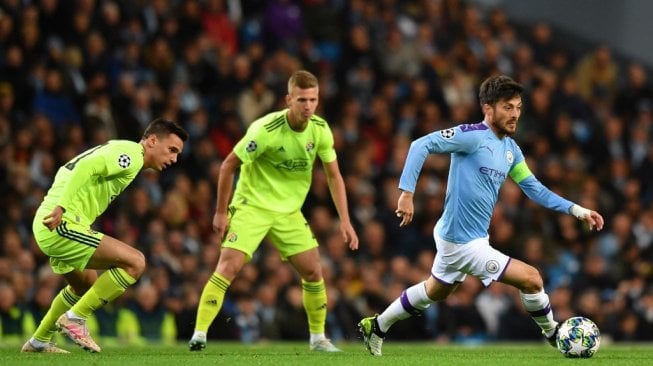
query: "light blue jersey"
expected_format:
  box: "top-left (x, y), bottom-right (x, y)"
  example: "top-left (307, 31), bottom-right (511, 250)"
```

top-left (399, 121), bottom-right (575, 243)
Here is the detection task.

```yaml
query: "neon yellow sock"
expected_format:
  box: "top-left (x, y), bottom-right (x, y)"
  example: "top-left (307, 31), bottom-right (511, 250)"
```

top-left (302, 280), bottom-right (327, 334)
top-left (194, 273), bottom-right (230, 332)
top-left (70, 268), bottom-right (136, 319)
top-left (33, 286), bottom-right (80, 342)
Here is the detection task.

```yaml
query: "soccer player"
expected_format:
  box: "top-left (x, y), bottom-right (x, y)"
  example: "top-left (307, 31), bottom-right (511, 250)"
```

top-left (358, 75), bottom-right (604, 356)
top-left (189, 70), bottom-right (359, 352)
top-left (22, 118), bottom-right (188, 353)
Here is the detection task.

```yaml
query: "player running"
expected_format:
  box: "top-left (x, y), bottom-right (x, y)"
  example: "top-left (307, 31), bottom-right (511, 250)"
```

top-left (358, 75), bottom-right (604, 356)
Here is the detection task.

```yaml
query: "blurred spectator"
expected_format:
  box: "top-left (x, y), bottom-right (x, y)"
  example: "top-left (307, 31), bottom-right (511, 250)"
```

top-left (32, 68), bottom-right (80, 131)
top-left (117, 283), bottom-right (176, 345)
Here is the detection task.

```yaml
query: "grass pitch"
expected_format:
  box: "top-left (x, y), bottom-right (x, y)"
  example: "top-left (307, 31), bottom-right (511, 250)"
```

top-left (2, 341), bottom-right (653, 366)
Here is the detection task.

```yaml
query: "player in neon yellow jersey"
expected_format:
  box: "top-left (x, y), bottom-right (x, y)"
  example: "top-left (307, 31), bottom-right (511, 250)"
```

top-left (189, 70), bottom-right (359, 352)
top-left (22, 118), bottom-right (188, 353)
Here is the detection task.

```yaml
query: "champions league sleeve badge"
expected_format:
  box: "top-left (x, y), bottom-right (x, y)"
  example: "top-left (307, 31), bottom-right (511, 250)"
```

top-left (118, 154), bottom-right (131, 168)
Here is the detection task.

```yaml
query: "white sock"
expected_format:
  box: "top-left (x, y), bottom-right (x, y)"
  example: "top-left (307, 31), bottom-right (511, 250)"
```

top-left (192, 330), bottom-right (206, 339)
top-left (29, 337), bottom-right (48, 348)
top-left (520, 290), bottom-right (557, 334)
top-left (377, 281), bottom-right (432, 333)
top-left (66, 310), bottom-right (83, 320)
top-left (310, 333), bottom-right (326, 343)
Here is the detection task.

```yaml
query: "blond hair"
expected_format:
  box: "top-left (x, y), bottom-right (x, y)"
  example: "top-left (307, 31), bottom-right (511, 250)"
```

top-left (287, 70), bottom-right (318, 93)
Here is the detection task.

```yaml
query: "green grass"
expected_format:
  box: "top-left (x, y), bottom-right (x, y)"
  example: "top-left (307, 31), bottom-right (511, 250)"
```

top-left (2, 341), bottom-right (653, 366)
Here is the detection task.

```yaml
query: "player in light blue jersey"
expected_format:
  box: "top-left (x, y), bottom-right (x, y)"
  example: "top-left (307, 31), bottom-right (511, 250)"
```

top-left (358, 75), bottom-right (604, 356)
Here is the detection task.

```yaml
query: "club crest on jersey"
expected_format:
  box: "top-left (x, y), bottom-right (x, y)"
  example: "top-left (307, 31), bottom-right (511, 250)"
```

top-left (227, 232), bottom-right (238, 242)
top-left (306, 141), bottom-right (314, 152)
top-left (485, 260), bottom-right (500, 274)
top-left (118, 154), bottom-right (131, 168)
top-left (506, 150), bottom-right (514, 164)
top-left (440, 128), bottom-right (455, 139)
top-left (246, 140), bottom-right (257, 152)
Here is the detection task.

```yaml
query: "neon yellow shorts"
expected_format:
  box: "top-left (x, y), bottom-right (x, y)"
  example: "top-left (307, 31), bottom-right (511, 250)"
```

top-left (222, 204), bottom-right (318, 260)
top-left (32, 209), bottom-right (104, 274)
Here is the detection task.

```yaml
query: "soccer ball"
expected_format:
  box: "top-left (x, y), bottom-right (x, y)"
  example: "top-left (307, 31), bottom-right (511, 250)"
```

top-left (556, 316), bottom-right (601, 358)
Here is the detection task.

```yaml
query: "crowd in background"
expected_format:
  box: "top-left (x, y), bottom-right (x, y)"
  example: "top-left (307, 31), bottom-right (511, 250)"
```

top-left (2, 0), bottom-right (653, 346)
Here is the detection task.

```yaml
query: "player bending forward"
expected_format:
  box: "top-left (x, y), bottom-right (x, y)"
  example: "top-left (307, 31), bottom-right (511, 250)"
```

top-left (22, 119), bottom-right (187, 353)
top-left (358, 75), bottom-right (604, 356)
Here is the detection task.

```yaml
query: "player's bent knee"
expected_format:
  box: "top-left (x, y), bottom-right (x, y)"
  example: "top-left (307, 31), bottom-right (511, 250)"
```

top-left (125, 250), bottom-right (146, 279)
top-left (523, 267), bottom-right (543, 292)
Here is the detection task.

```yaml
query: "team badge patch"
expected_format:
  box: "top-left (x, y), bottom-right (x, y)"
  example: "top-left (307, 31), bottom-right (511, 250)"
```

top-left (227, 232), bottom-right (238, 242)
top-left (118, 154), bottom-right (131, 168)
top-left (306, 141), bottom-right (314, 152)
top-left (485, 260), bottom-right (500, 274)
top-left (440, 128), bottom-right (456, 139)
top-left (506, 150), bottom-right (514, 164)
top-left (246, 140), bottom-right (257, 152)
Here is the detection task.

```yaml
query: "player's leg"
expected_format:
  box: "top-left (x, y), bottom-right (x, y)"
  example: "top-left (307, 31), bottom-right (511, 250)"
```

top-left (358, 233), bottom-right (466, 355)
top-left (57, 234), bottom-right (144, 352)
top-left (189, 247), bottom-right (246, 350)
top-left (23, 270), bottom-right (96, 353)
top-left (190, 204), bottom-right (269, 351)
top-left (379, 276), bottom-right (458, 333)
top-left (286, 247), bottom-right (339, 351)
top-left (500, 258), bottom-right (559, 345)
top-left (272, 211), bottom-right (338, 352)
top-left (359, 276), bottom-right (459, 355)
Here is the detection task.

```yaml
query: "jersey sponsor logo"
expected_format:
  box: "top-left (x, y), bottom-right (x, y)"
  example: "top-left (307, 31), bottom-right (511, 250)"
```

top-left (275, 159), bottom-right (309, 171)
top-left (440, 128), bottom-right (456, 139)
top-left (118, 154), bottom-right (131, 168)
top-left (506, 150), bottom-right (514, 164)
top-left (485, 260), bottom-right (500, 274)
top-left (305, 141), bottom-right (315, 152)
top-left (479, 167), bottom-right (506, 181)
top-left (246, 140), bottom-right (257, 152)
top-left (461, 123), bottom-right (488, 132)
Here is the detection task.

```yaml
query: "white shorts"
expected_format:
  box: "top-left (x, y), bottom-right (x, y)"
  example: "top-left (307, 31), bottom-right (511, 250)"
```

top-left (431, 231), bottom-right (510, 287)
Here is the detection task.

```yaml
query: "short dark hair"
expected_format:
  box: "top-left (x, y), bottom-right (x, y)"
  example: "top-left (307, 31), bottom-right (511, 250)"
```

top-left (142, 118), bottom-right (188, 141)
top-left (288, 70), bottom-right (318, 93)
top-left (478, 75), bottom-right (523, 107)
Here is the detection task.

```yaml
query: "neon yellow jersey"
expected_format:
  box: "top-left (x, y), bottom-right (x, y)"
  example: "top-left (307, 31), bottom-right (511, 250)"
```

top-left (233, 109), bottom-right (336, 213)
top-left (40, 140), bottom-right (144, 225)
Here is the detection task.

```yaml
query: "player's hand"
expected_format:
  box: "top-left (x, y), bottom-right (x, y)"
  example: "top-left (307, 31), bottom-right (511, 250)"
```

top-left (584, 210), bottom-right (604, 231)
top-left (396, 191), bottom-right (414, 227)
top-left (212, 211), bottom-right (229, 242)
top-left (571, 204), bottom-right (604, 231)
top-left (42, 206), bottom-right (64, 231)
top-left (340, 221), bottom-right (359, 250)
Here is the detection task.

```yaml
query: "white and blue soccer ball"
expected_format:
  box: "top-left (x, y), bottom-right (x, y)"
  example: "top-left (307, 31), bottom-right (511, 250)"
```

top-left (556, 316), bottom-right (601, 358)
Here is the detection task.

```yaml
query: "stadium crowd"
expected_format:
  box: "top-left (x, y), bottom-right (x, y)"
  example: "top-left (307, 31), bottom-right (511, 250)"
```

top-left (2, 0), bottom-right (653, 346)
